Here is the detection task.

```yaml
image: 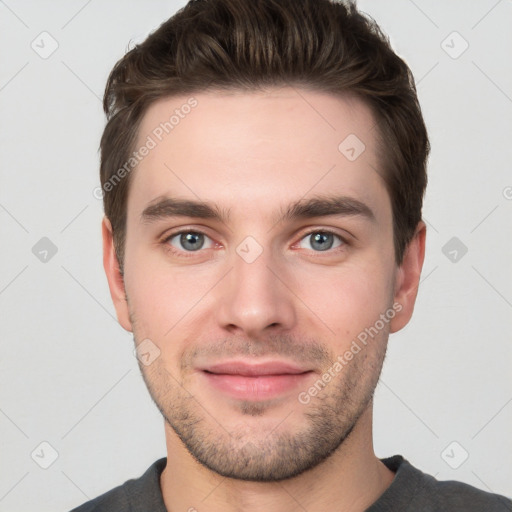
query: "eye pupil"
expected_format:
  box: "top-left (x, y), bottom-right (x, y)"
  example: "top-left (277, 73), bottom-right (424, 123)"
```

top-left (181, 232), bottom-right (204, 251)
top-left (311, 232), bottom-right (334, 251)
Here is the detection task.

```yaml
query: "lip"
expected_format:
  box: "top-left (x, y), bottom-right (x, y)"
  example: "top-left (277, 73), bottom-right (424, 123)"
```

top-left (201, 360), bottom-right (310, 376)
top-left (198, 360), bottom-right (314, 401)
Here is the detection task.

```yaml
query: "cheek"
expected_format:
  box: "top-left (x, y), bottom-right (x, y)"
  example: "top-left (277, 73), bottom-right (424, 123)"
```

top-left (123, 246), bottom-right (218, 340)
top-left (292, 258), bottom-right (394, 342)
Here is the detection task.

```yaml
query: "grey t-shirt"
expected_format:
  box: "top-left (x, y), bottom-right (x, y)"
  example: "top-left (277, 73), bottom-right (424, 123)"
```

top-left (70, 455), bottom-right (512, 511)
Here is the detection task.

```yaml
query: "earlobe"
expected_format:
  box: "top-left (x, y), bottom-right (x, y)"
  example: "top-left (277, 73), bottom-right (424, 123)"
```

top-left (389, 221), bottom-right (426, 333)
top-left (102, 217), bottom-right (133, 332)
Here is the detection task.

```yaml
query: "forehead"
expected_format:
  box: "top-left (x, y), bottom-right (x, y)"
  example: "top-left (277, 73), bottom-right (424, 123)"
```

top-left (129, 87), bottom-right (388, 224)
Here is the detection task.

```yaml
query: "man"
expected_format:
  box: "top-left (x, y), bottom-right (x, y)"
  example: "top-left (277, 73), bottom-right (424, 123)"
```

top-left (71, 0), bottom-right (511, 510)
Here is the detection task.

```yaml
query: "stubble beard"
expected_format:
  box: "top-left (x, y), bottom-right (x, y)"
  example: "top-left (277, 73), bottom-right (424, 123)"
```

top-left (134, 327), bottom-right (388, 482)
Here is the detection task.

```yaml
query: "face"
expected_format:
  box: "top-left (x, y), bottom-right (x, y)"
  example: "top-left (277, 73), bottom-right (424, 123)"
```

top-left (103, 87), bottom-right (424, 481)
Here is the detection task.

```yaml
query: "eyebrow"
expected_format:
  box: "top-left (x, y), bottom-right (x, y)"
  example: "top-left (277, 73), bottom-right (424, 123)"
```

top-left (140, 195), bottom-right (375, 225)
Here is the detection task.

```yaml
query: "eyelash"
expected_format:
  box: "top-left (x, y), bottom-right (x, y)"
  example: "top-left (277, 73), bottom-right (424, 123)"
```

top-left (161, 228), bottom-right (349, 259)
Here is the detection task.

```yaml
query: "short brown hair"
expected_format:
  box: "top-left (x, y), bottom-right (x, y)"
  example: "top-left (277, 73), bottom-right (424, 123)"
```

top-left (100, 0), bottom-right (429, 269)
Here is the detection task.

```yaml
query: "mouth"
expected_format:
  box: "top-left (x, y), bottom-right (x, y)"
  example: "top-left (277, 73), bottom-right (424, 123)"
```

top-left (198, 360), bottom-right (314, 401)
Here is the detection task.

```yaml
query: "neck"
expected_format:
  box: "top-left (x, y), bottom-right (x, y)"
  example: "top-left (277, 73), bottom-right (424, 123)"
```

top-left (159, 404), bottom-right (395, 512)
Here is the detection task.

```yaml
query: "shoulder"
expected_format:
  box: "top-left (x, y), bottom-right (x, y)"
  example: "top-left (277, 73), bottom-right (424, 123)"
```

top-left (431, 478), bottom-right (512, 510)
top-left (69, 457), bottom-right (167, 512)
top-left (373, 455), bottom-right (512, 512)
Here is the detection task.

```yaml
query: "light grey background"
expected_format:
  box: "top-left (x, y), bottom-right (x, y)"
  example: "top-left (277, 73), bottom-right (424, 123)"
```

top-left (1, 1), bottom-right (511, 511)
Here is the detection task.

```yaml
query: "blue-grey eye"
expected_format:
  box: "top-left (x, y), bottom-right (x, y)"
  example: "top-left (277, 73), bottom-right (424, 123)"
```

top-left (299, 232), bottom-right (344, 252)
top-left (168, 232), bottom-right (214, 251)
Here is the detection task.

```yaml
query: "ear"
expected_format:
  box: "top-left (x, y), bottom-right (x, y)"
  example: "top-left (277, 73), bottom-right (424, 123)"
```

top-left (102, 216), bottom-right (133, 332)
top-left (389, 221), bottom-right (426, 333)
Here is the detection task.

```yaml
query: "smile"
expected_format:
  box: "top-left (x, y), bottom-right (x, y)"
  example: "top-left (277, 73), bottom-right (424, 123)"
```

top-left (199, 360), bottom-right (314, 400)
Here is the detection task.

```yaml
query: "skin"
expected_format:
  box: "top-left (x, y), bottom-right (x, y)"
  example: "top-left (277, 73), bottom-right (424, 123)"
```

top-left (103, 87), bottom-right (426, 512)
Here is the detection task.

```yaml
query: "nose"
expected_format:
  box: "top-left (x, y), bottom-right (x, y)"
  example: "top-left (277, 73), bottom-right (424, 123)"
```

top-left (215, 244), bottom-right (297, 337)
